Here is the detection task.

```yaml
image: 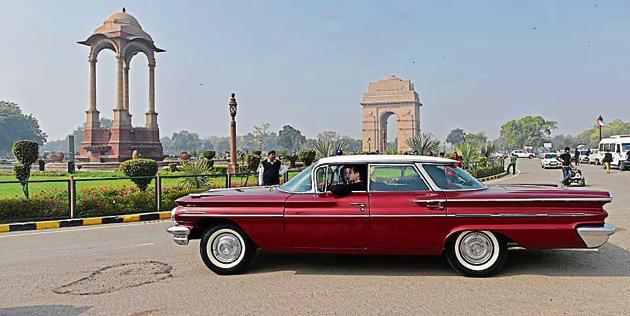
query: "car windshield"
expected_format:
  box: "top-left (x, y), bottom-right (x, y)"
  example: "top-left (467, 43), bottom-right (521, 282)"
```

top-left (622, 143), bottom-right (630, 152)
top-left (544, 153), bottom-right (557, 159)
top-left (422, 164), bottom-right (486, 190)
top-left (280, 165), bottom-right (314, 193)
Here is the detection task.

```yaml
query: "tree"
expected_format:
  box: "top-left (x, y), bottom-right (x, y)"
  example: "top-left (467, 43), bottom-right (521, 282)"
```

top-left (499, 116), bottom-right (558, 150)
top-left (12, 140), bottom-right (39, 198)
top-left (0, 101), bottom-right (47, 156)
top-left (277, 125), bottom-right (306, 152)
top-left (465, 132), bottom-right (488, 149)
top-left (576, 119), bottom-right (630, 147)
top-left (252, 123), bottom-right (273, 152)
top-left (170, 130), bottom-right (202, 153)
top-left (406, 132), bottom-right (440, 155)
top-left (446, 128), bottom-right (466, 145)
top-left (298, 148), bottom-right (317, 166)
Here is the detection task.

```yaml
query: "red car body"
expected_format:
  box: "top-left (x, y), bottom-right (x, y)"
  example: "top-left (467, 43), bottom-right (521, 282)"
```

top-left (168, 155), bottom-right (615, 276)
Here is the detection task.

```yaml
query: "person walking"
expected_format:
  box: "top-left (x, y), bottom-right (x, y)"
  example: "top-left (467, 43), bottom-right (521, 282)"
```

top-left (558, 147), bottom-right (573, 187)
top-left (574, 147), bottom-right (580, 166)
top-left (507, 154), bottom-right (517, 175)
top-left (602, 150), bottom-right (613, 174)
top-left (258, 150), bottom-right (288, 186)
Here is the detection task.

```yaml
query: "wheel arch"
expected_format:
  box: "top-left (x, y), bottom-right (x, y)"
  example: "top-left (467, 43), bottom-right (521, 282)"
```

top-left (190, 218), bottom-right (261, 247)
top-left (442, 226), bottom-right (515, 252)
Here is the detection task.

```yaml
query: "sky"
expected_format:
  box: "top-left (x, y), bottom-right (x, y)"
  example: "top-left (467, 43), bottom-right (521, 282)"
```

top-left (1, 0), bottom-right (629, 142)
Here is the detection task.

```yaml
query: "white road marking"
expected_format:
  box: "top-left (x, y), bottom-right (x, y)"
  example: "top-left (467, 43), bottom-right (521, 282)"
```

top-left (486, 168), bottom-right (521, 184)
top-left (0, 221), bottom-right (168, 239)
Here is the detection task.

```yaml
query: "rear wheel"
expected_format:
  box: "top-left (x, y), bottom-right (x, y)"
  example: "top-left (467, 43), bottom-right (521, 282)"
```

top-left (200, 225), bottom-right (255, 275)
top-left (620, 162), bottom-right (627, 171)
top-left (445, 230), bottom-right (507, 277)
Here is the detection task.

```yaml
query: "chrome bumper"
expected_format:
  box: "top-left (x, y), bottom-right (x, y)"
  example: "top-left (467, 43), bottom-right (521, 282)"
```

top-left (167, 225), bottom-right (190, 245)
top-left (577, 224), bottom-right (615, 248)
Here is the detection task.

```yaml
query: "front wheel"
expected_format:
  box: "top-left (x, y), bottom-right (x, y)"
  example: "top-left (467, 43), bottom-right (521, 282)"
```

top-left (200, 225), bottom-right (255, 275)
top-left (445, 230), bottom-right (507, 277)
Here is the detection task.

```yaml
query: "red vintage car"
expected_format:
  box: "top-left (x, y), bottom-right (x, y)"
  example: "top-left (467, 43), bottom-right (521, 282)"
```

top-left (167, 155), bottom-right (615, 277)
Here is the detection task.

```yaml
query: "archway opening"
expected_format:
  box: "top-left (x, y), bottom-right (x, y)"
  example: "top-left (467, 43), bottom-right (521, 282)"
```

top-left (96, 49), bottom-right (116, 124)
top-left (128, 53), bottom-right (149, 127)
top-left (380, 111), bottom-right (398, 153)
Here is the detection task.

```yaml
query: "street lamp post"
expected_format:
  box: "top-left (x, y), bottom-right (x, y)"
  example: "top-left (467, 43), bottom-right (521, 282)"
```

top-left (228, 93), bottom-right (239, 173)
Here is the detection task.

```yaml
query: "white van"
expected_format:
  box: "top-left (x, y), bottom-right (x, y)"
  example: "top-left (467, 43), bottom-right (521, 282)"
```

top-left (598, 135), bottom-right (630, 170)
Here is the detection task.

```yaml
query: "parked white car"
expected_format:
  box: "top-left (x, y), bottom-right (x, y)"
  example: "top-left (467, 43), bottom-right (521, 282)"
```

top-left (540, 153), bottom-right (561, 169)
top-left (588, 149), bottom-right (600, 164)
top-left (511, 150), bottom-right (535, 159)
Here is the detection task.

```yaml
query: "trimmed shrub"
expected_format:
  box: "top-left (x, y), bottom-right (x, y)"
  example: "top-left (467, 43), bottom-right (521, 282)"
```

top-left (298, 148), bottom-right (317, 166)
top-left (12, 140), bottom-right (39, 198)
top-left (212, 165), bottom-right (229, 174)
top-left (244, 152), bottom-right (261, 172)
top-left (120, 158), bottom-right (158, 192)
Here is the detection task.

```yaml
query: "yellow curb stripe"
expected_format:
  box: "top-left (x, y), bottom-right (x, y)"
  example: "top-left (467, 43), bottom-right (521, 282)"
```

top-left (123, 214), bottom-right (140, 222)
top-left (82, 217), bottom-right (102, 226)
top-left (35, 221), bottom-right (60, 230)
top-left (0, 224), bottom-right (9, 233)
top-left (159, 212), bottom-right (171, 220)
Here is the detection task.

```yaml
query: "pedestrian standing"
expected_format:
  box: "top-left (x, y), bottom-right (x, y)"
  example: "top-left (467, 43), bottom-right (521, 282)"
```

top-left (558, 147), bottom-right (573, 187)
top-left (602, 151), bottom-right (613, 174)
top-left (258, 150), bottom-right (288, 186)
top-left (507, 154), bottom-right (517, 175)
top-left (574, 147), bottom-right (580, 166)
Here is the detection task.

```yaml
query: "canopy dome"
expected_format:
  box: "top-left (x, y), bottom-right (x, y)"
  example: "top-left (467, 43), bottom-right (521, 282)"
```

top-left (91, 9), bottom-right (153, 42)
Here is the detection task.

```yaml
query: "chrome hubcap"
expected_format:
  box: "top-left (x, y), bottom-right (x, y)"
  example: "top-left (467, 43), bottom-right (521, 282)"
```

top-left (459, 232), bottom-right (494, 265)
top-left (211, 233), bottom-right (242, 263)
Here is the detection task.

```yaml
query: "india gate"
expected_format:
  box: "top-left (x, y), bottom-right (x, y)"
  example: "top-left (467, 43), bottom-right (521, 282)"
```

top-left (361, 75), bottom-right (422, 153)
top-left (77, 9), bottom-right (164, 162)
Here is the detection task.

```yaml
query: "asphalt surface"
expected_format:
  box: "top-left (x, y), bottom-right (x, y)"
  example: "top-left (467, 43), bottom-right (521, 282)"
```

top-left (1, 158), bottom-right (629, 315)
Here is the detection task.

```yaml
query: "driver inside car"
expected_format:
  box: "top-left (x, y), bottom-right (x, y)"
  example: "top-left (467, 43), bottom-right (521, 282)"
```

top-left (330, 165), bottom-right (366, 195)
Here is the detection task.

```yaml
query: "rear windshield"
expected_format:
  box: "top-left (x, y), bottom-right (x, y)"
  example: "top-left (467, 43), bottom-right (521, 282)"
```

top-left (422, 164), bottom-right (485, 190)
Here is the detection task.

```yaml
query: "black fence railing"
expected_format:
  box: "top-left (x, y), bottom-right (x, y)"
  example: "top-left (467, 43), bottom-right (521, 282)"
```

top-left (0, 170), bottom-right (302, 224)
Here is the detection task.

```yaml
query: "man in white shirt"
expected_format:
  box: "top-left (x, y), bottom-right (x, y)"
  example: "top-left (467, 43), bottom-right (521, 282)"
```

top-left (258, 150), bottom-right (288, 186)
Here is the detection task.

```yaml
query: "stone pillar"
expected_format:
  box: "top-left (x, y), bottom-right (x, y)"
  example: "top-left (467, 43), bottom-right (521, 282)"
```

top-left (112, 55), bottom-right (129, 128)
top-left (85, 58), bottom-right (100, 129)
top-left (145, 63), bottom-right (158, 129)
top-left (123, 65), bottom-right (132, 122)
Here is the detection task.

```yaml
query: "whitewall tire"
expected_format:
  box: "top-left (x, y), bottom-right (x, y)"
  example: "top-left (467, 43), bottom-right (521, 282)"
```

top-left (445, 230), bottom-right (507, 277)
top-left (200, 225), bottom-right (255, 275)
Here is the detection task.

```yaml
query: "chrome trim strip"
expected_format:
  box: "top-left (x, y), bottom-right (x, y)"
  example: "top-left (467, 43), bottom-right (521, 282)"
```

top-left (371, 214), bottom-right (446, 218)
top-left (413, 199), bottom-right (447, 203)
top-left (445, 213), bottom-right (598, 218)
top-left (446, 198), bottom-right (613, 203)
top-left (179, 213), bottom-right (283, 218)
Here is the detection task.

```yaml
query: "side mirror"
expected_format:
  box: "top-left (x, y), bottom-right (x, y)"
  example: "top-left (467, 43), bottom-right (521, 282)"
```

top-left (330, 184), bottom-right (352, 197)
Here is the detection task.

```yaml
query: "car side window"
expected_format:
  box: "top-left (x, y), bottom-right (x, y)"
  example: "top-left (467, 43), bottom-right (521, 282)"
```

top-left (369, 165), bottom-right (430, 191)
top-left (315, 166), bottom-right (328, 192)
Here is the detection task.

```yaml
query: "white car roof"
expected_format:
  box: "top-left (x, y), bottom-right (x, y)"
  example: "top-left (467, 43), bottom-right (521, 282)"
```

top-left (317, 154), bottom-right (456, 165)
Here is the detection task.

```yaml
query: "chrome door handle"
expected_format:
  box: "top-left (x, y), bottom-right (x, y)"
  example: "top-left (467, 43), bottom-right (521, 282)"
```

top-left (414, 200), bottom-right (446, 210)
top-left (349, 202), bottom-right (367, 212)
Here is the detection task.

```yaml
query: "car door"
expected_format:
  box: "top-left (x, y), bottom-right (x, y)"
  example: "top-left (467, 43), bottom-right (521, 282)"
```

top-left (368, 164), bottom-right (447, 254)
top-left (284, 164), bottom-right (370, 251)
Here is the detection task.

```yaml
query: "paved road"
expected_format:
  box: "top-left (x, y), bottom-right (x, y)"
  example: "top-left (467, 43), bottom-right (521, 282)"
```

top-left (1, 158), bottom-right (629, 315)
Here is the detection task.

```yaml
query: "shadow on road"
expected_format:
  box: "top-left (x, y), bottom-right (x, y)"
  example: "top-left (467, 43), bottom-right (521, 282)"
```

top-left (246, 243), bottom-right (630, 277)
top-left (0, 305), bottom-right (91, 316)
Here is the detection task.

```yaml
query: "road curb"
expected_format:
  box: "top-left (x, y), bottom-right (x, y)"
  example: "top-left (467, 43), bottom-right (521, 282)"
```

top-left (478, 171), bottom-right (509, 182)
top-left (0, 211), bottom-right (171, 233)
